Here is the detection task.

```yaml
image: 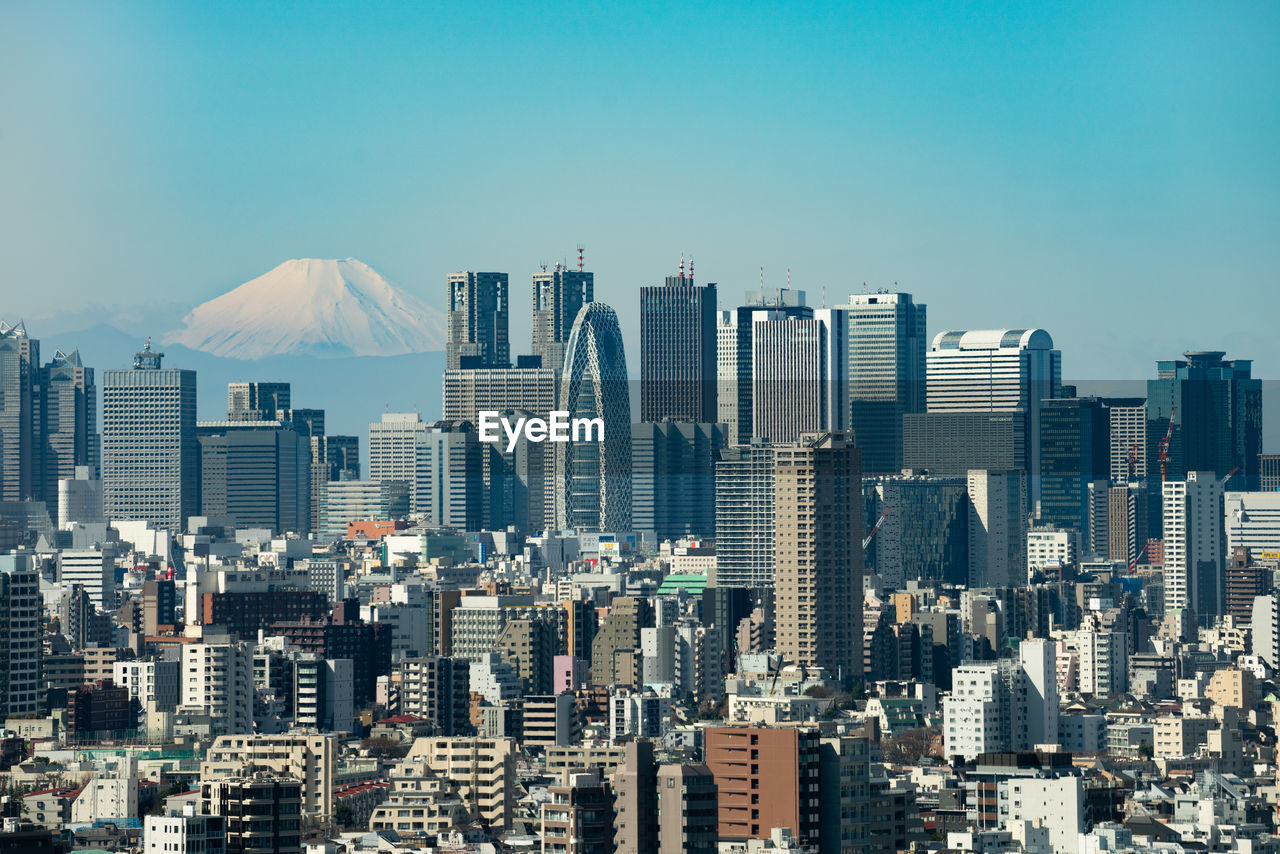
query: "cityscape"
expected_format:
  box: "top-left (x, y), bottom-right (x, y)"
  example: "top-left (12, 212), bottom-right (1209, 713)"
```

top-left (3, 3), bottom-right (1280, 854)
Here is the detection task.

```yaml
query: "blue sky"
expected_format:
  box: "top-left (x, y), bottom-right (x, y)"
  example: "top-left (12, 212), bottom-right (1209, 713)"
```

top-left (2, 1), bottom-right (1278, 380)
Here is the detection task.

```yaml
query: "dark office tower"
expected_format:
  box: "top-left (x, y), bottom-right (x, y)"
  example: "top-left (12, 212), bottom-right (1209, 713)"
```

top-left (556, 303), bottom-right (631, 533)
top-left (0, 320), bottom-right (38, 501)
top-left (227, 382), bottom-right (291, 421)
top-left (631, 421), bottom-right (727, 541)
top-left (864, 474), bottom-right (970, 588)
top-left (446, 271), bottom-right (509, 370)
top-left (1146, 351), bottom-right (1262, 534)
top-left (640, 265), bottom-right (717, 423)
top-left (532, 264), bottom-right (593, 372)
top-left (1262, 454), bottom-right (1280, 491)
top-left (102, 341), bottom-right (198, 531)
top-left (39, 348), bottom-right (97, 519)
top-left (717, 288), bottom-right (810, 445)
top-left (197, 421), bottom-right (312, 534)
top-left (902, 412), bottom-right (1027, 475)
top-left (843, 292), bottom-right (927, 475)
top-left (775, 432), bottom-right (863, 684)
top-left (1037, 397), bottom-right (1109, 535)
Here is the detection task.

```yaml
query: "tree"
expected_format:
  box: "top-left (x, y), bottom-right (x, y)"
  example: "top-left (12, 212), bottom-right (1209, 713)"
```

top-left (334, 802), bottom-right (355, 828)
top-left (881, 727), bottom-right (939, 763)
top-left (360, 736), bottom-right (409, 759)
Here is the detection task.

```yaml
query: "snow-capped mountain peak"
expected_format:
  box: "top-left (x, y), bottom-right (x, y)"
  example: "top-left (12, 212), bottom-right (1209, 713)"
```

top-left (166, 258), bottom-right (445, 359)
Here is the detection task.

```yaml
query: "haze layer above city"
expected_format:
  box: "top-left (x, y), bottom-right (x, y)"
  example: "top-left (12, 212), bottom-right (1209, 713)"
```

top-left (3, 1), bottom-right (1279, 390)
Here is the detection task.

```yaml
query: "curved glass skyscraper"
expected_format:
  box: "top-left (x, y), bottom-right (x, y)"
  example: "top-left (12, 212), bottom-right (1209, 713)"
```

top-left (556, 302), bottom-right (631, 532)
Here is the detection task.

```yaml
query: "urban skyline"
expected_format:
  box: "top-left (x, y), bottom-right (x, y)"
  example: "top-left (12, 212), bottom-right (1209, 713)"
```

top-left (5, 3), bottom-right (1280, 854)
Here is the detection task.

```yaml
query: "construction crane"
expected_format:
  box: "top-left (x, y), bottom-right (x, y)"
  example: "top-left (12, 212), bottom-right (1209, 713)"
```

top-left (863, 505), bottom-right (891, 551)
top-left (1219, 466), bottom-right (1240, 488)
top-left (1158, 406), bottom-right (1177, 483)
top-left (1126, 540), bottom-right (1149, 575)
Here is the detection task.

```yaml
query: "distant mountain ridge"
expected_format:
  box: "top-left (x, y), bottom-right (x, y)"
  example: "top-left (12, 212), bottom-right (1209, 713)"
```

top-left (166, 258), bottom-right (445, 359)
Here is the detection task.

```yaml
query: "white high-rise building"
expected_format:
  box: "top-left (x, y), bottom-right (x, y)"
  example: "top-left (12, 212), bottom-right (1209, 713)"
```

top-left (0, 554), bottom-right (41, 717)
top-left (943, 638), bottom-right (1057, 761)
top-left (59, 465), bottom-right (104, 526)
top-left (1163, 471), bottom-right (1225, 618)
top-left (1073, 624), bottom-right (1127, 697)
top-left (1250, 593), bottom-right (1280, 669)
top-left (967, 470), bottom-right (1028, 588)
top-left (717, 289), bottom-right (808, 445)
top-left (102, 342), bottom-right (197, 531)
top-left (57, 547), bottom-right (116, 610)
top-left (368, 413), bottom-right (430, 512)
top-left (1225, 491), bottom-right (1280, 553)
top-left (181, 638), bottom-right (254, 735)
top-left (927, 329), bottom-right (1061, 505)
top-left (1106, 400), bottom-right (1147, 484)
top-left (750, 308), bottom-right (848, 444)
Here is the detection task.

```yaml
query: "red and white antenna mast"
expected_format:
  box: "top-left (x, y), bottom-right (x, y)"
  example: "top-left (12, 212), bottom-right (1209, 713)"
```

top-left (679, 254), bottom-right (685, 279)
top-left (689, 255), bottom-right (694, 282)
top-left (577, 245), bottom-right (585, 272)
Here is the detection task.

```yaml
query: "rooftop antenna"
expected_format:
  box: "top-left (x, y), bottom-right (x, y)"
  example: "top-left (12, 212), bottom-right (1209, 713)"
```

top-left (577, 245), bottom-right (585, 272)
top-left (541, 262), bottom-right (548, 272)
top-left (787, 268), bottom-right (791, 290)
top-left (679, 253), bottom-right (685, 280)
top-left (689, 255), bottom-right (694, 283)
top-left (822, 285), bottom-right (826, 308)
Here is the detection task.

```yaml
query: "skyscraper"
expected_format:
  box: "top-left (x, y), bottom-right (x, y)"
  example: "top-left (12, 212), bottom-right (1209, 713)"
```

top-left (750, 308), bottom-right (848, 444)
top-left (966, 469), bottom-right (1028, 588)
top-left (532, 264), bottom-right (593, 372)
top-left (1146, 351), bottom-right (1261, 533)
top-left (556, 303), bottom-right (631, 532)
top-left (631, 421), bottom-right (727, 540)
top-left (197, 420), bottom-right (312, 534)
top-left (843, 292), bottom-right (927, 475)
top-left (102, 341), bottom-right (198, 530)
top-left (0, 320), bottom-right (38, 501)
top-left (713, 443), bottom-right (776, 588)
top-left (227, 381), bottom-right (291, 421)
top-left (774, 432), bottom-right (863, 683)
top-left (0, 553), bottom-right (40, 717)
top-left (1102, 397), bottom-right (1146, 484)
top-left (446, 271), bottom-right (510, 370)
top-left (1162, 471), bottom-right (1224, 619)
top-left (926, 329), bottom-right (1061, 506)
top-left (717, 288), bottom-right (808, 445)
top-left (640, 267), bottom-right (716, 423)
top-left (368, 413), bottom-right (429, 513)
top-left (1037, 397), bottom-right (1109, 536)
top-left (39, 348), bottom-right (97, 519)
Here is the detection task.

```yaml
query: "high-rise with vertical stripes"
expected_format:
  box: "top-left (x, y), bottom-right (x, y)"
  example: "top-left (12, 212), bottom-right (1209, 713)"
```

top-left (102, 341), bottom-right (197, 531)
top-left (842, 292), bottom-right (927, 475)
top-left (640, 268), bottom-right (716, 423)
top-left (446, 271), bottom-right (510, 370)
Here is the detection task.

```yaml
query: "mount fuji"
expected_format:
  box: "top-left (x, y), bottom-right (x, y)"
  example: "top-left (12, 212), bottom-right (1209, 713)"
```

top-left (166, 258), bottom-right (445, 359)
